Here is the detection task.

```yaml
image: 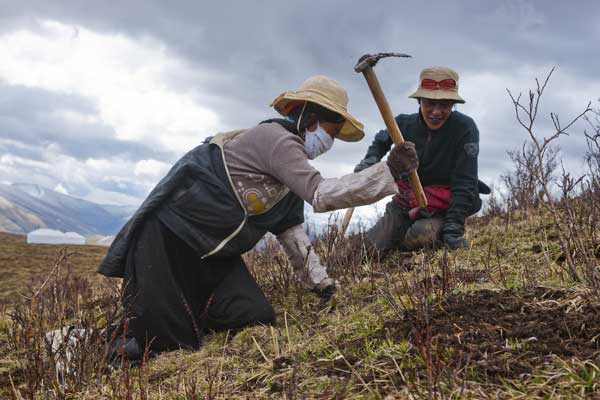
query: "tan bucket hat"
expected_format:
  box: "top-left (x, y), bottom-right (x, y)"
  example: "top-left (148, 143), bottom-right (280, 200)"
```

top-left (408, 67), bottom-right (465, 104)
top-left (271, 75), bottom-right (365, 142)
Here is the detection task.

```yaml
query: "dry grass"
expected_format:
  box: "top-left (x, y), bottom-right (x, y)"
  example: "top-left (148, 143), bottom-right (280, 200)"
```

top-left (1, 81), bottom-right (599, 398)
top-left (3, 69), bottom-right (600, 399)
top-left (0, 234), bottom-right (106, 304)
top-left (0, 202), bottom-right (599, 399)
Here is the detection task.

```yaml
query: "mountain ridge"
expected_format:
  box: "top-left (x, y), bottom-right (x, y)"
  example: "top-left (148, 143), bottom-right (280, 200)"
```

top-left (0, 183), bottom-right (136, 235)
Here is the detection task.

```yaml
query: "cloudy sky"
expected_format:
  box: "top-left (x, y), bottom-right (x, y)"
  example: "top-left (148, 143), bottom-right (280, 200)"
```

top-left (1, 1), bottom-right (599, 224)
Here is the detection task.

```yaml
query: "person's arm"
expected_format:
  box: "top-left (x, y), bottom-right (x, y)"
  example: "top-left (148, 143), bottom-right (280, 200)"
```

top-left (275, 224), bottom-right (336, 297)
top-left (354, 123), bottom-right (395, 172)
top-left (441, 123), bottom-right (479, 248)
top-left (264, 125), bottom-right (414, 212)
top-left (311, 162), bottom-right (398, 212)
top-left (311, 141), bottom-right (418, 212)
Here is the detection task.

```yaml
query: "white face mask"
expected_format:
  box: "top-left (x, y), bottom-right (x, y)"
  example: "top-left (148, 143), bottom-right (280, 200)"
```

top-left (304, 122), bottom-right (334, 160)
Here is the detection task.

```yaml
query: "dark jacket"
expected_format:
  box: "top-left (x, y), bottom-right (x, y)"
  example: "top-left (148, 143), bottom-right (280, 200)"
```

top-left (356, 110), bottom-right (483, 228)
top-left (98, 133), bottom-right (304, 278)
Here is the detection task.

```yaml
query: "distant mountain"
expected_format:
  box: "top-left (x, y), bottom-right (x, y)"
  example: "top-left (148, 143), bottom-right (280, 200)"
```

top-left (0, 183), bottom-right (137, 235)
top-left (0, 182), bottom-right (365, 237)
top-left (99, 203), bottom-right (138, 221)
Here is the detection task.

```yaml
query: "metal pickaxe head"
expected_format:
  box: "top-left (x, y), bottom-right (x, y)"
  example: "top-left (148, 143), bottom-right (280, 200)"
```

top-left (354, 52), bottom-right (412, 73)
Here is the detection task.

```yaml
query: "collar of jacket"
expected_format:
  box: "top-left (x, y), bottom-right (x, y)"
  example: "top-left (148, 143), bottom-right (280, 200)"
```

top-left (260, 118), bottom-right (304, 140)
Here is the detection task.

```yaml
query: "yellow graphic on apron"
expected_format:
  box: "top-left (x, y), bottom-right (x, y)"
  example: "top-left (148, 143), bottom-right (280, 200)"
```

top-left (245, 191), bottom-right (266, 213)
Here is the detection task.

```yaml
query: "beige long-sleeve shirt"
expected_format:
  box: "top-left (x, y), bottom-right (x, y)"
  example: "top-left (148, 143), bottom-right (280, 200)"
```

top-left (221, 122), bottom-right (398, 289)
top-left (223, 122), bottom-right (398, 214)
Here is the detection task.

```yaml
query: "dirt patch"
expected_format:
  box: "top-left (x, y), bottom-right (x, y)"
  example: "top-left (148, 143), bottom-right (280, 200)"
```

top-left (385, 286), bottom-right (600, 380)
top-left (453, 268), bottom-right (489, 284)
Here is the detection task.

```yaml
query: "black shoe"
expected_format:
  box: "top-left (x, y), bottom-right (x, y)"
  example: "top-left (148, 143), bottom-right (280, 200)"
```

top-left (108, 337), bottom-right (144, 368)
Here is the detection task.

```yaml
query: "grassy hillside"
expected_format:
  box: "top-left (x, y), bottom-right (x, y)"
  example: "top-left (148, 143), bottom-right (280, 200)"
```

top-left (1, 207), bottom-right (599, 399)
top-left (0, 232), bottom-right (107, 304)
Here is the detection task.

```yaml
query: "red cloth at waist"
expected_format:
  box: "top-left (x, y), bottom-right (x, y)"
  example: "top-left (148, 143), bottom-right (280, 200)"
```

top-left (393, 180), bottom-right (451, 214)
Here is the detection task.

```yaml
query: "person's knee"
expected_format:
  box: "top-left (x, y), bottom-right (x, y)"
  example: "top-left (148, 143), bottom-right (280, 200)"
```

top-left (404, 219), bottom-right (443, 250)
top-left (253, 303), bottom-right (275, 325)
top-left (207, 297), bottom-right (275, 331)
top-left (230, 301), bottom-right (275, 328)
top-left (366, 226), bottom-right (389, 252)
top-left (366, 202), bottom-right (408, 252)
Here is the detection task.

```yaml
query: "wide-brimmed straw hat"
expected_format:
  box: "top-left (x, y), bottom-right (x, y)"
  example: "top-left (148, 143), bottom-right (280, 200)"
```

top-left (408, 67), bottom-right (465, 104)
top-left (271, 75), bottom-right (365, 142)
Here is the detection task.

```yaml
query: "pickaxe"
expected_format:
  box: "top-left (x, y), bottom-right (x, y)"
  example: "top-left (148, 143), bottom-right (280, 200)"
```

top-left (339, 52), bottom-right (428, 237)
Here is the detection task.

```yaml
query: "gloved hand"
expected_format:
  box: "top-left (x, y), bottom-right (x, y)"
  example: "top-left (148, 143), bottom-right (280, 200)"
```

top-left (310, 278), bottom-right (339, 299)
top-left (440, 222), bottom-right (469, 250)
top-left (386, 141), bottom-right (418, 180)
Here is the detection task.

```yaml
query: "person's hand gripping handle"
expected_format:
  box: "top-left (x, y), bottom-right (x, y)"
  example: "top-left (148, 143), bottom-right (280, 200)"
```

top-left (338, 53), bottom-right (428, 239)
top-left (356, 56), bottom-right (427, 208)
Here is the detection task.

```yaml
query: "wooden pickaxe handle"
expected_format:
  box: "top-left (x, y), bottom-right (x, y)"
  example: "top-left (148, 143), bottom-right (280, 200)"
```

top-left (338, 54), bottom-right (428, 239)
top-left (361, 67), bottom-right (428, 208)
top-left (339, 207), bottom-right (354, 238)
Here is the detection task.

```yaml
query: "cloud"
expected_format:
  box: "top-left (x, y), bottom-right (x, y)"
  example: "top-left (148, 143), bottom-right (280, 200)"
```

top-left (462, 65), bottom-right (598, 186)
top-left (0, 141), bottom-right (160, 205)
top-left (53, 183), bottom-right (69, 195)
top-left (134, 159), bottom-right (170, 181)
top-left (0, 84), bottom-right (170, 162)
top-left (0, 18), bottom-right (231, 204)
top-left (0, 0), bottom-right (597, 220)
top-left (0, 20), bottom-right (222, 154)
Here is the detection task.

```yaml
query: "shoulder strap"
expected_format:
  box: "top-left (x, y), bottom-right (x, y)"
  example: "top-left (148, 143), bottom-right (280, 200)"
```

top-left (209, 129), bottom-right (246, 148)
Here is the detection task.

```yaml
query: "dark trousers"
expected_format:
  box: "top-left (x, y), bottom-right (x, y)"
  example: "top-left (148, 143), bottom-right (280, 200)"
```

top-left (367, 201), bottom-right (444, 252)
top-left (122, 216), bottom-right (274, 352)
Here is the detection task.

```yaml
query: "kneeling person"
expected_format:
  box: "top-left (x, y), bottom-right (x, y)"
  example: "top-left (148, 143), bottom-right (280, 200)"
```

top-left (98, 75), bottom-right (416, 358)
